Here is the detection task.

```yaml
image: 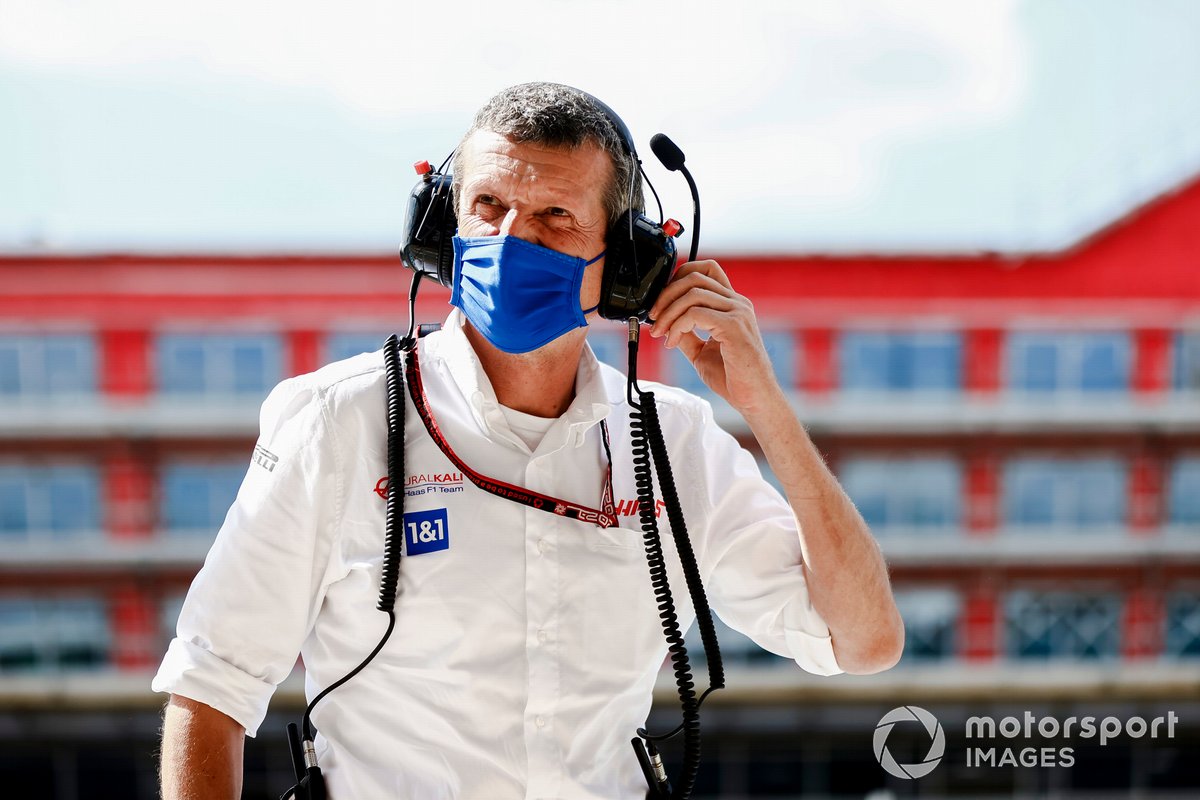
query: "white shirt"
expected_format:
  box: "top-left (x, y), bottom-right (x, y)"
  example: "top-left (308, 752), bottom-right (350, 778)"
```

top-left (498, 403), bottom-right (556, 451)
top-left (153, 309), bottom-right (841, 800)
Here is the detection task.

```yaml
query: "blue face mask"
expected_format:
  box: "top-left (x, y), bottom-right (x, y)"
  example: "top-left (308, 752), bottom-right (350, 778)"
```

top-left (450, 235), bottom-right (605, 354)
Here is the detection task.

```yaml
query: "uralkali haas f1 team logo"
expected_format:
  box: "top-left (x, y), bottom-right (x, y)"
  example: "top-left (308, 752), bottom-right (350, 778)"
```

top-left (374, 472), bottom-right (465, 500)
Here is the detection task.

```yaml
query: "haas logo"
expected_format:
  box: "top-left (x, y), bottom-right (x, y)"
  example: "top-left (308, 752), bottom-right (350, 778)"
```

top-left (614, 498), bottom-right (666, 518)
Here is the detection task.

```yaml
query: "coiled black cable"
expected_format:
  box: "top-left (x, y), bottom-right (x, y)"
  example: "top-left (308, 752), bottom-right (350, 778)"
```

top-left (299, 332), bottom-right (411, 746)
top-left (285, 276), bottom-right (422, 799)
top-left (629, 392), bottom-right (701, 800)
top-left (378, 332), bottom-right (407, 613)
top-left (642, 396), bottom-right (725, 699)
top-left (378, 271), bottom-right (421, 613)
top-left (627, 322), bottom-right (725, 800)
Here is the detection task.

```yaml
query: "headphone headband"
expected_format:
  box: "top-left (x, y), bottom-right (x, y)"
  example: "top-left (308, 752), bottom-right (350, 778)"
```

top-left (579, 89), bottom-right (638, 160)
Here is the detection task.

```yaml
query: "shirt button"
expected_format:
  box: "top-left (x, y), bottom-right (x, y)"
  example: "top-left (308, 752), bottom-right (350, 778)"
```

top-left (537, 629), bottom-right (548, 643)
top-left (537, 539), bottom-right (547, 554)
top-left (535, 715), bottom-right (546, 728)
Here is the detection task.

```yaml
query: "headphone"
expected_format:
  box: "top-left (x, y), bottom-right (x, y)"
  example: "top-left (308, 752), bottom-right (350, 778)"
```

top-left (398, 90), bottom-right (679, 322)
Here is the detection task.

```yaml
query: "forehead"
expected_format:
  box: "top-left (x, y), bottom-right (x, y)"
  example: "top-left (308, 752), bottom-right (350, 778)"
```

top-left (458, 129), bottom-right (612, 209)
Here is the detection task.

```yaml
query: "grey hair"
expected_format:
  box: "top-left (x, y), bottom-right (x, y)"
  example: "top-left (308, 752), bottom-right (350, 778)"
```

top-left (451, 82), bottom-right (644, 226)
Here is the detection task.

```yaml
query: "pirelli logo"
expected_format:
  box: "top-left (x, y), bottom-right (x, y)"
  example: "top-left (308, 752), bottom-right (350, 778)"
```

top-left (252, 444), bottom-right (279, 473)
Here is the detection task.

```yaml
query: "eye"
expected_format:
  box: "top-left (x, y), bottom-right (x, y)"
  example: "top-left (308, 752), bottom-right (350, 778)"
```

top-left (471, 195), bottom-right (506, 221)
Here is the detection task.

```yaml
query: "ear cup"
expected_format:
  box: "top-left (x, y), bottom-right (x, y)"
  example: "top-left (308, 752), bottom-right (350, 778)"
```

top-left (598, 210), bottom-right (678, 322)
top-left (399, 172), bottom-right (458, 287)
top-left (573, 90), bottom-right (678, 322)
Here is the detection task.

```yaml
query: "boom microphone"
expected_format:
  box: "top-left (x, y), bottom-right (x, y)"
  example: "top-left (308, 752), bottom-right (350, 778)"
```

top-left (650, 133), bottom-right (700, 262)
top-left (649, 134), bottom-right (686, 172)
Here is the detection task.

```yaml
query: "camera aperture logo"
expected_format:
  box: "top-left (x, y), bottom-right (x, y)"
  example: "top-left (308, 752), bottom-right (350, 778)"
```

top-left (873, 707), bottom-right (1180, 778)
top-left (874, 706), bottom-right (945, 779)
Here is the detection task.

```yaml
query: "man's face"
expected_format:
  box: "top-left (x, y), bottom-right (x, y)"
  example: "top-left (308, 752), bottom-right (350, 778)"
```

top-left (455, 129), bottom-right (612, 314)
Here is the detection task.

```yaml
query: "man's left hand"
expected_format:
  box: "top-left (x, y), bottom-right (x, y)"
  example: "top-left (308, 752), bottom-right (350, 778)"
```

top-left (648, 259), bottom-right (781, 416)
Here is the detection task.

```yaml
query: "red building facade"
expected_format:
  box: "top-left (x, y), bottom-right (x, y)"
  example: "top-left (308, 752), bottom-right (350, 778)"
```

top-left (2, 178), bottom-right (1198, 796)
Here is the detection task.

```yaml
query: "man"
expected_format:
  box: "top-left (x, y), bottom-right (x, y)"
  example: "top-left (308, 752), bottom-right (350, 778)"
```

top-left (156, 82), bottom-right (903, 799)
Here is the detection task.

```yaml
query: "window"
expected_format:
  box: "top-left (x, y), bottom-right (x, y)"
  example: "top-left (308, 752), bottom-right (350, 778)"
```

top-left (1167, 457), bottom-right (1200, 527)
top-left (0, 464), bottom-right (102, 538)
top-left (839, 456), bottom-right (961, 532)
top-left (666, 329), bottom-right (796, 397)
top-left (1174, 331), bottom-right (1200, 391)
top-left (160, 461), bottom-right (247, 534)
top-left (160, 592), bottom-right (187, 652)
top-left (761, 329), bottom-right (797, 390)
top-left (1005, 590), bottom-right (1120, 660)
top-left (1002, 456), bottom-right (1126, 530)
top-left (839, 331), bottom-right (961, 392)
top-left (895, 589), bottom-right (959, 661)
top-left (0, 596), bottom-right (110, 672)
top-left (0, 333), bottom-right (96, 398)
top-left (324, 331), bottom-right (393, 365)
top-left (1007, 331), bottom-right (1131, 393)
top-left (156, 333), bottom-right (282, 397)
top-left (1165, 592), bottom-right (1200, 658)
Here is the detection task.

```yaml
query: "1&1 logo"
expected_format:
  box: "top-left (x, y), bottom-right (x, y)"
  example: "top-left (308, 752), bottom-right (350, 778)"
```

top-left (873, 705), bottom-right (945, 779)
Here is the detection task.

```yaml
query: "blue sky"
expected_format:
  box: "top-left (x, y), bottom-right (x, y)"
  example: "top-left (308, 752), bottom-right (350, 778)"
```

top-left (2, 0), bottom-right (1198, 255)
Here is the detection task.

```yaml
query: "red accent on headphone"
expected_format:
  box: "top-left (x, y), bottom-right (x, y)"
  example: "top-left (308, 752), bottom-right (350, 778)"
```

top-left (413, 160), bottom-right (432, 176)
top-left (663, 219), bottom-right (683, 238)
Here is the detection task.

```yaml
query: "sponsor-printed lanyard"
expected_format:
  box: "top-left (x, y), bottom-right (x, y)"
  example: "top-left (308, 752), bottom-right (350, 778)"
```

top-left (405, 351), bottom-right (618, 529)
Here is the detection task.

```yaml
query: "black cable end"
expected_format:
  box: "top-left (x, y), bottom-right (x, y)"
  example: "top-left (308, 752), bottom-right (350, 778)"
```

top-left (286, 723), bottom-right (305, 783)
top-left (632, 737), bottom-right (670, 799)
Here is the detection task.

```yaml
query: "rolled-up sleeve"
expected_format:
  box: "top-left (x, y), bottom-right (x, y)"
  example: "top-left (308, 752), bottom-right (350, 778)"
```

top-left (687, 399), bottom-right (843, 677)
top-left (151, 376), bottom-right (344, 735)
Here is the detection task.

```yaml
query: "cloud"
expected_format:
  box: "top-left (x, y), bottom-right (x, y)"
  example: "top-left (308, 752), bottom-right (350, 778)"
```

top-left (2, 0), bottom-right (1197, 253)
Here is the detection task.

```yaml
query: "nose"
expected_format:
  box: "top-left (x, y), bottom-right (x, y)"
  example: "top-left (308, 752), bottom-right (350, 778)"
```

top-left (498, 209), bottom-right (538, 245)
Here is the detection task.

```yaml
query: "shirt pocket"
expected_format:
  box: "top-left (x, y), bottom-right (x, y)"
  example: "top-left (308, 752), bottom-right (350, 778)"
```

top-left (588, 524), bottom-right (643, 552)
top-left (576, 526), bottom-right (663, 676)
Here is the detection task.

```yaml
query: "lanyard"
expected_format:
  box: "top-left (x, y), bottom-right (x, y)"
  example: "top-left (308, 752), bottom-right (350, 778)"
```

top-left (405, 350), bottom-right (619, 529)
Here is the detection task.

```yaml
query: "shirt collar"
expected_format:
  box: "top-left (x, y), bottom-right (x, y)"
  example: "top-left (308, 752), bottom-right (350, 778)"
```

top-left (422, 309), bottom-right (625, 448)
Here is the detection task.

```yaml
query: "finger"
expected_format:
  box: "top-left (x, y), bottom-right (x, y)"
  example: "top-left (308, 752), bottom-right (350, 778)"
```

top-left (671, 259), bottom-right (732, 292)
top-left (664, 305), bottom-right (735, 350)
top-left (649, 271), bottom-right (734, 325)
top-left (648, 266), bottom-right (729, 321)
top-left (652, 287), bottom-right (738, 340)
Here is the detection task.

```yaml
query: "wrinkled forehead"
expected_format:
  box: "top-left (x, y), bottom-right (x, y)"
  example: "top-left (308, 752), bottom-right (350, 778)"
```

top-left (459, 127), bottom-right (612, 172)
top-left (457, 129), bottom-right (613, 206)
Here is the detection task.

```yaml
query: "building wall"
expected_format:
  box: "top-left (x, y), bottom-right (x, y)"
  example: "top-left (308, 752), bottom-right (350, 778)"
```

top-left (1, 178), bottom-right (1199, 797)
